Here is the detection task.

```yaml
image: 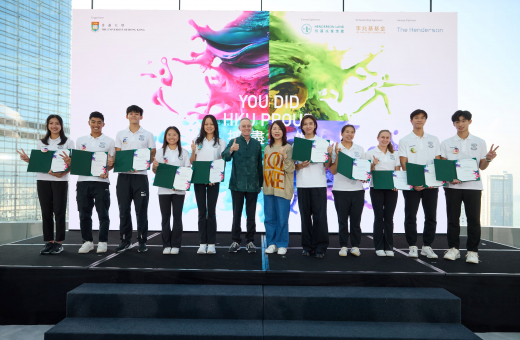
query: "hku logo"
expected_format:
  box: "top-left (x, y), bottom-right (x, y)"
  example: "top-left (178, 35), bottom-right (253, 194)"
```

top-left (92, 22), bottom-right (99, 32)
top-left (99, 142), bottom-right (106, 148)
top-left (139, 135), bottom-right (145, 141)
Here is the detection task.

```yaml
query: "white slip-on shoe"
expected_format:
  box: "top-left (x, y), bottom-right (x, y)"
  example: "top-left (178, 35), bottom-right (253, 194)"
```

top-left (350, 247), bottom-right (361, 257)
top-left (385, 251), bottom-right (394, 257)
top-left (277, 247), bottom-right (287, 255)
top-left (163, 247), bottom-right (171, 255)
top-left (207, 244), bottom-right (216, 254)
top-left (78, 241), bottom-right (94, 254)
top-left (265, 245), bottom-right (277, 254)
top-left (96, 242), bottom-right (107, 253)
top-left (443, 248), bottom-right (460, 261)
top-left (408, 246), bottom-right (419, 258)
top-left (466, 251), bottom-right (479, 264)
top-left (376, 250), bottom-right (386, 257)
top-left (170, 247), bottom-right (180, 255)
top-left (421, 246), bottom-right (439, 259)
top-left (339, 247), bottom-right (348, 257)
top-left (197, 244), bottom-right (207, 254)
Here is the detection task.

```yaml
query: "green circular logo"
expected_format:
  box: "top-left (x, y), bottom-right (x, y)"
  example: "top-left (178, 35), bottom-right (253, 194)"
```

top-left (302, 24), bottom-right (312, 35)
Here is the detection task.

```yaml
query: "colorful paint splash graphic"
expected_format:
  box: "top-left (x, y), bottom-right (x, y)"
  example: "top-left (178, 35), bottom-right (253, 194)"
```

top-left (141, 11), bottom-right (269, 119)
top-left (269, 11), bottom-right (417, 120)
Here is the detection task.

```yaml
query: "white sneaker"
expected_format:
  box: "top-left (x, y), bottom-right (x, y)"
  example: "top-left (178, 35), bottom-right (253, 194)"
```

top-left (170, 247), bottom-right (179, 255)
top-left (375, 250), bottom-right (386, 257)
top-left (197, 244), bottom-right (207, 254)
top-left (207, 244), bottom-right (216, 254)
top-left (96, 242), bottom-right (107, 253)
top-left (339, 247), bottom-right (348, 257)
top-left (385, 251), bottom-right (394, 257)
top-left (408, 246), bottom-right (419, 258)
top-left (78, 241), bottom-right (94, 254)
top-left (163, 247), bottom-right (171, 255)
top-left (466, 251), bottom-right (479, 264)
top-left (350, 247), bottom-right (361, 257)
top-left (421, 246), bottom-right (438, 259)
top-left (277, 247), bottom-right (287, 255)
top-left (265, 245), bottom-right (278, 254)
top-left (443, 248), bottom-right (460, 261)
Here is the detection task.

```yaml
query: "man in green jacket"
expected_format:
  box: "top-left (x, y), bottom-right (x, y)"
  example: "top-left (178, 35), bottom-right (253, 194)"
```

top-left (222, 117), bottom-right (264, 253)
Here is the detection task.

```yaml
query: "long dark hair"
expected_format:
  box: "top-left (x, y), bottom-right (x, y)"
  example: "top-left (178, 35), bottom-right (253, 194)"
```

top-left (269, 120), bottom-right (288, 147)
top-left (162, 126), bottom-right (182, 157)
top-left (195, 114), bottom-right (220, 147)
top-left (377, 130), bottom-right (394, 153)
top-left (340, 124), bottom-right (356, 141)
top-left (41, 114), bottom-right (68, 145)
top-left (301, 114), bottom-right (317, 136)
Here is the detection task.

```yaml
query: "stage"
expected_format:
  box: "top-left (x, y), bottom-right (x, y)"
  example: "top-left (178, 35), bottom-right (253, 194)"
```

top-left (1, 231), bottom-right (519, 333)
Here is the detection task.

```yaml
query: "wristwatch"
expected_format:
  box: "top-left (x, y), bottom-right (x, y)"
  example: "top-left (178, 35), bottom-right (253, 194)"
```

top-left (485, 158), bottom-right (492, 162)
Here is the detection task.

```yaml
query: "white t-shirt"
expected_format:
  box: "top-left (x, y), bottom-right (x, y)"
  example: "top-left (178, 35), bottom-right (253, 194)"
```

top-left (156, 147), bottom-right (191, 195)
top-left (331, 142), bottom-right (365, 191)
top-left (76, 134), bottom-right (116, 183)
top-left (296, 135), bottom-right (328, 188)
top-left (365, 146), bottom-right (400, 187)
top-left (398, 131), bottom-right (441, 166)
top-left (115, 127), bottom-right (156, 175)
top-left (36, 137), bottom-right (75, 182)
top-left (195, 137), bottom-right (226, 161)
top-left (440, 134), bottom-right (487, 190)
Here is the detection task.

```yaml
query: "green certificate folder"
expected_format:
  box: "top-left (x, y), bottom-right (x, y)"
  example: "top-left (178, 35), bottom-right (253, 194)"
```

top-left (114, 150), bottom-right (135, 173)
top-left (406, 162), bottom-right (426, 187)
top-left (70, 149), bottom-right (93, 176)
top-left (372, 171), bottom-right (395, 190)
top-left (434, 159), bottom-right (457, 182)
top-left (153, 163), bottom-right (179, 189)
top-left (191, 161), bottom-right (212, 184)
top-left (27, 150), bottom-right (54, 173)
top-left (292, 137), bottom-right (313, 162)
top-left (337, 152), bottom-right (354, 179)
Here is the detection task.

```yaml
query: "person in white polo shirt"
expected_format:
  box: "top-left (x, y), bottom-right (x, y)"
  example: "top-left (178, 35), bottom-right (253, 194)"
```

top-left (152, 126), bottom-right (191, 255)
top-left (441, 110), bottom-right (498, 264)
top-left (189, 114), bottom-right (226, 255)
top-left (366, 130), bottom-right (401, 257)
top-left (114, 105), bottom-right (156, 254)
top-left (398, 109), bottom-right (441, 259)
top-left (329, 124), bottom-right (365, 257)
top-left (73, 112), bottom-right (115, 254)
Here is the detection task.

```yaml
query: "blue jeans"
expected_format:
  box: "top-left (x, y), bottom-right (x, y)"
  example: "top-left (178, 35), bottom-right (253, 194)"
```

top-left (264, 194), bottom-right (290, 248)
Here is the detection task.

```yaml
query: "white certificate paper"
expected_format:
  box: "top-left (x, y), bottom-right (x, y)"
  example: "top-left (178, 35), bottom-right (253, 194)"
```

top-left (424, 164), bottom-right (445, 187)
top-left (91, 152), bottom-right (108, 177)
top-left (456, 158), bottom-right (480, 182)
top-left (209, 159), bottom-right (225, 183)
top-left (393, 171), bottom-right (413, 191)
top-left (352, 159), bottom-right (371, 181)
top-left (50, 149), bottom-right (70, 173)
top-left (173, 167), bottom-right (193, 191)
top-left (310, 139), bottom-right (330, 163)
top-left (132, 148), bottom-right (151, 171)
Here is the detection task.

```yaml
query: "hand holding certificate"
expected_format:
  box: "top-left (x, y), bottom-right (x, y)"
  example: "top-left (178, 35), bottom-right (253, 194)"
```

top-left (337, 152), bottom-right (371, 181)
top-left (456, 158), bottom-right (480, 181)
top-left (133, 148), bottom-right (152, 171)
top-left (26, 150), bottom-right (54, 173)
top-left (292, 137), bottom-right (330, 163)
top-left (209, 159), bottom-right (225, 183)
top-left (310, 139), bottom-right (330, 163)
top-left (424, 164), bottom-right (445, 187)
top-left (50, 149), bottom-right (70, 173)
top-left (70, 149), bottom-right (108, 177)
top-left (114, 148), bottom-right (151, 172)
top-left (372, 170), bottom-right (412, 190)
top-left (192, 160), bottom-right (226, 184)
top-left (393, 171), bottom-right (413, 191)
top-left (173, 167), bottom-right (193, 191)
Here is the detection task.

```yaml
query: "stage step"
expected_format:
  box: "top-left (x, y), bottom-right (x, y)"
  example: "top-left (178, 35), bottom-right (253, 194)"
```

top-left (264, 286), bottom-right (461, 323)
top-left (263, 320), bottom-right (480, 340)
top-left (66, 283), bottom-right (263, 320)
top-left (44, 317), bottom-right (263, 340)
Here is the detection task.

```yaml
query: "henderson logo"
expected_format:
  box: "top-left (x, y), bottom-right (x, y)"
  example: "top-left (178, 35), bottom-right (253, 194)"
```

top-left (301, 24), bottom-right (312, 34)
top-left (91, 22), bottom-right (99, 32)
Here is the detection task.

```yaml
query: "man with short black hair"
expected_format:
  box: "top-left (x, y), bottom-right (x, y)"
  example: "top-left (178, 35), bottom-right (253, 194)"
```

top-left (441, 110), bottom-right (498, 264)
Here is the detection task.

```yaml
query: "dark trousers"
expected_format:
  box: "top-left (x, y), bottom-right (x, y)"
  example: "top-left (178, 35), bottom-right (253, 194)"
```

top-left (403, 188), bottom-right (438, 247)
top-left (76, 181), bottom-right (110, 243)
top-left (116, 174), bottom-right (149, 243)
top-left (298, 187), bottom-right (329, 253)
top-left (231, 190), bottom-right (258, 244)
top-left (37, 180), bottom-right (68, 242)
top-left (370, 188), bottom-right (398, 251)
top-left (332, 190), bottom-right (364, 247)
top-left (158, 194), bottom-right (185, 248)
top-left (194, 183), bottom-right (220, 244)
top-left (444, 188), bottom-right (482, 252)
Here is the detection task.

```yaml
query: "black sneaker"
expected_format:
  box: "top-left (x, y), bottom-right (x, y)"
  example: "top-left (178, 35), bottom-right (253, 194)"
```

top-left (302, 250), bottom-right (313, 257)
top-left (40, 242), bottom-right (54, 255)
top-left (246, 242), bottom-right (256, 253)
top-left (115, 241), bottom-right (130, 253)
top-left (49, 243), bottom-right (64, 254)
top-left (228, 242), bottom-right (240, 253)
top-left (138, 242), bottom-right (147, 253)
top-left (314, 252), bottom-right (325, 259)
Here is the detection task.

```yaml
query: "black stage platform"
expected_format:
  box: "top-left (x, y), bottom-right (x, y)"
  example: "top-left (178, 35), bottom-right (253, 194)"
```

top-left (1, 231), bottom-right (519, 333)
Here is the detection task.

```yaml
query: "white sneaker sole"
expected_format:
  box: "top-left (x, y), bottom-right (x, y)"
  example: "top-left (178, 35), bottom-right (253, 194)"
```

top-left (96, 248), bottom-right (107, 253)
top-left (408, 253), bottom-right (418, 258)
top-left (206, 250), bottom-right (216, 255)
top-left (339, 252), bottom-right (348, 257)
top-left (421, 252), bottom-right (439, 259)
top-left (444, 254), bottom-right (461, 261)
top-left (466, 259), bottom-right (478, 264)
top-left (78, 246), bottom-right (94, 254)
top-left (350, 252), bottom-right (361, 257)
